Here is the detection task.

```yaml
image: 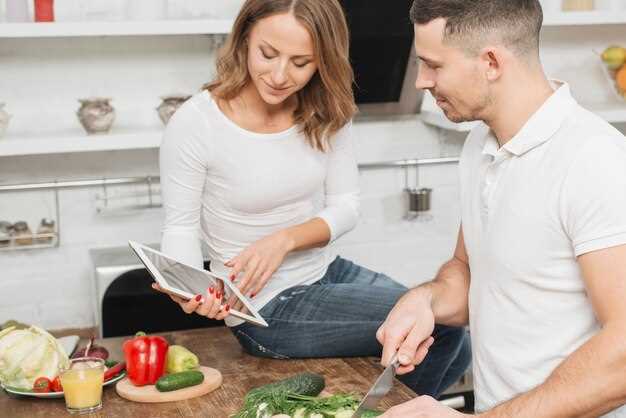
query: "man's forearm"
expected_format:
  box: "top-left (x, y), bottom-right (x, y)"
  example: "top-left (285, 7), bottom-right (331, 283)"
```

top-left (416, 256), bottom-right (470, 327)
top-left (483, 324), bottom-right (626, 418)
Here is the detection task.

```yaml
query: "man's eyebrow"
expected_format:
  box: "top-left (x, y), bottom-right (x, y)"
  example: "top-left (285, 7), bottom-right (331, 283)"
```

top-left (261, 40), bottom-right (313, 59)
top-left (417, 55), bottom-right (442, 65)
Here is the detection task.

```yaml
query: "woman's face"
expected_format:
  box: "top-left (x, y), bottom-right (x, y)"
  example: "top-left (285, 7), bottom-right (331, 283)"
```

top-left (246, 12), bottom-right (318, 106)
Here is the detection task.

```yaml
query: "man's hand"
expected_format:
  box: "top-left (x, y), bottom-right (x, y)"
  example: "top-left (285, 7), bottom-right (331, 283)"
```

top-left (376, 287), bottom-right (436, 374)
top-left (380, 396), bottom-right (471, 418)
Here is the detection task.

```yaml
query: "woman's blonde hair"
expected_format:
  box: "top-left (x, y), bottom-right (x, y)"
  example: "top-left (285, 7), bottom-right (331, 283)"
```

top-left (205, 0), bottom-right (357, 151)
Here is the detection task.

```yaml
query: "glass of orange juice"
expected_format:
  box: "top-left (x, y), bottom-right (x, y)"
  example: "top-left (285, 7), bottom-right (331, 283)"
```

top-left (59, 357), bottom-right (105, 415)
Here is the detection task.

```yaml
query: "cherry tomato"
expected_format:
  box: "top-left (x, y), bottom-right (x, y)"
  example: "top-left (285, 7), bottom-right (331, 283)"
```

top-left (33, 376), bottom-right (51, 393)
top-left (51, 376), bottom-right (63, 392)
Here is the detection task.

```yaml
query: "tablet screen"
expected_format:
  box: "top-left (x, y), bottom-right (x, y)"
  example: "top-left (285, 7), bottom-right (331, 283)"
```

top-left (142, 249), bottom-right (219, 297)
top-left (130, 241), bottom-right (268, 327)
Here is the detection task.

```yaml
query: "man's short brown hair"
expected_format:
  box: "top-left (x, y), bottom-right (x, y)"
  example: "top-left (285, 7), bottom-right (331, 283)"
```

top-left (410, 0), bottom-right (543, 56)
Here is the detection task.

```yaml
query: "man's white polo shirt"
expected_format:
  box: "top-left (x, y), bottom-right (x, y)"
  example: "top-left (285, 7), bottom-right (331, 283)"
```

top-left (460, 82), bottom-right (626, 416)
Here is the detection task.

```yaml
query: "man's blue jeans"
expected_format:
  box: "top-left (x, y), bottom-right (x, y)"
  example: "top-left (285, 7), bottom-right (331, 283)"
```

top-left (230, 256), bottom-right (471, 398)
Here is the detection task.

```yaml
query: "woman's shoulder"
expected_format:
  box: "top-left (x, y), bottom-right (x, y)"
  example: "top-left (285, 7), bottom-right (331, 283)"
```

top-left (165, 91), bottom-right (218, 135)
top-left (161, 91), bottom-right (221, 159)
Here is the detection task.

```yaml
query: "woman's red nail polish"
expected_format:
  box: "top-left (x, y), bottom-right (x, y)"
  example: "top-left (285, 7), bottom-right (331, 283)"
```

top-left (230, 275), bottom-right (235, 281)
top-left (209, 287), bottom-right (214, 294)
top-left (216, 291), bottom-right (222, 299)
top-left (225, 304), bottom-right (230, 312)
top-left (250, 293), bottom-right (256, 299)
top-left (195, 294), bottom-right (202, 302)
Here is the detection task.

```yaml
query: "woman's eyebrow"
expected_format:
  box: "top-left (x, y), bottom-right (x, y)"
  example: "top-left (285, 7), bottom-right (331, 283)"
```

top-left (261, 40), bottom-right (313, 59)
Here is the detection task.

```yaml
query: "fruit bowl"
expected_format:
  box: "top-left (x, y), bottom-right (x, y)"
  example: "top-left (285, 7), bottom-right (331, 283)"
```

top-left (599, 46), bottom-right (626, 101)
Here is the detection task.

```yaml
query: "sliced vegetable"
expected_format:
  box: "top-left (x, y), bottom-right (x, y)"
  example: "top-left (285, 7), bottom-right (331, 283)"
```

top-left (103, 362), bottom-right (126, 382)
top-left (155, 370), bottom-right (204, 392)
top-left (165, 345), bottom-right (199, 374)
top-left (122, 331), bottom-right (168, 386)
top-left (33, 376), bottom-right (51, 393)
top-left (50, 375), bottom-right (63, 392)
top-left (234, 373), bottom-right (383, 418)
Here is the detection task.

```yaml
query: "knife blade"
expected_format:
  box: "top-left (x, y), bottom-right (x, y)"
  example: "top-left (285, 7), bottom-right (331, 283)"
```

top-left (352, 354), bottom-right (399, 417)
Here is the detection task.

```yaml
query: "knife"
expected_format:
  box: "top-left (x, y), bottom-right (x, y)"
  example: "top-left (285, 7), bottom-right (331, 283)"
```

top-left (352, 354), bottom-right (400, 417)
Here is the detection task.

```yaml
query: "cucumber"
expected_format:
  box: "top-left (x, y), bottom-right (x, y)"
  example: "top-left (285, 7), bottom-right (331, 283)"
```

top-left (361, 410), bottom-right (383, 418)
top-left (247, 373), bottom-right (325, 398)
top-left (155, 370), bottom-right (204, 392)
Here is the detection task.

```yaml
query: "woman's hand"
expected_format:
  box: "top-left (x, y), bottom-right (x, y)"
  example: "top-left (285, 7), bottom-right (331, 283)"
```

top-left (151, 282), bottom-right (231, 321)
top-left (225, 231), bottom-right (294, 306)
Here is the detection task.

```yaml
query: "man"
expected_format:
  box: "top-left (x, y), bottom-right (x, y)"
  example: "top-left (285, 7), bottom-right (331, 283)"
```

top-left (377, 1), bottom-right (626, 417)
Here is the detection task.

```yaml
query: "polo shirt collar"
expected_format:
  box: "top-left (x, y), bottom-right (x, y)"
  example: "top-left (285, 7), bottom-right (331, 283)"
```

top-left (482, 81), bottom-right (577, 158)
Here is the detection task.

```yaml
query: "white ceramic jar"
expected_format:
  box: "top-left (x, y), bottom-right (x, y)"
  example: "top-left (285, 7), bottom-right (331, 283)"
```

top-left (0, 103), bottom-right (11, 138)
top-left (156, 94), bottom-right (191, 125)
top-left (77, 98), bottom-right (115, 135)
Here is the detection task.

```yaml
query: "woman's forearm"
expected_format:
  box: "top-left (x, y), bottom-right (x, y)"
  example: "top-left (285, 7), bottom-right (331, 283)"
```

top-left (280, 217), bottom-right (332, 252)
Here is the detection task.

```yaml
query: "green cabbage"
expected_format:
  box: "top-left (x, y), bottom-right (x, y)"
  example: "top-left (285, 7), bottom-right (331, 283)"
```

top-left (0, 325), bottom-right (69, 390)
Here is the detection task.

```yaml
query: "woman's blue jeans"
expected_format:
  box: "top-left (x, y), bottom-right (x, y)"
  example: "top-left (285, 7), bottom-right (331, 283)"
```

top-left (230, 256), bottom-right (471, 398)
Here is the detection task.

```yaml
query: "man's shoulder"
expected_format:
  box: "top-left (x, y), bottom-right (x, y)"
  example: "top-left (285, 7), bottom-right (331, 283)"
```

top-left (559, 104), bottom-right (625, 151)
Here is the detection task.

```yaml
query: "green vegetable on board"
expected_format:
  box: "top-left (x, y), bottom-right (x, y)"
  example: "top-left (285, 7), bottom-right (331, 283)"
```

top-left (165, 344), bottom-right (199, 374)
top-left (155, 370), bottom-right (204, 392)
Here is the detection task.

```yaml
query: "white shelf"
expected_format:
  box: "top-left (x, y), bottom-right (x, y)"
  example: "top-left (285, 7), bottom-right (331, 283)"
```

top-left (0, 130), bottom-right (163, 157)
top-left (0, 13), bottom-right (620, 38)
top-left (420, 102), bottom-right (626, 133)
top-left (0, 19), bottom-right (233, 38)
top-left (543, 11), bottom-right (626, 26)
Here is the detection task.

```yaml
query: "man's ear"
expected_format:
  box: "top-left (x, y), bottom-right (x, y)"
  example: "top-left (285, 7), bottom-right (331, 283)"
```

top-left (479, 47), bottom-right (504, 82)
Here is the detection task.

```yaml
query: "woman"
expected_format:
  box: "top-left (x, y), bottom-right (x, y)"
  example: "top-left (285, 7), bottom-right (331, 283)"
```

top-left (156, 0), bottom-right (470, 398)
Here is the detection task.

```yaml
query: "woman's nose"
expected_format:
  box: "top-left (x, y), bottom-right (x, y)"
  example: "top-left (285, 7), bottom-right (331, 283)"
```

top-left (271, 62), bottom-right (289, 86)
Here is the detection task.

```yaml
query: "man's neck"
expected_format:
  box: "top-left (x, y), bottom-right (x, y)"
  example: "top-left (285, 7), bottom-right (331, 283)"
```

top-left (484, 72), bottom-right (555, 147)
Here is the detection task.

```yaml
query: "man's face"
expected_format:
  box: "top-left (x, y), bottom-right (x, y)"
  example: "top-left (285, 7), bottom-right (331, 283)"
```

top-left (413, 19), bottom-right (491, 123)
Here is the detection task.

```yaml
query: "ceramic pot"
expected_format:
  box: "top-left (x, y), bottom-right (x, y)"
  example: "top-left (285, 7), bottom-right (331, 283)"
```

top-left (77, 98), bottom-right (115, 135)
top-left (156, 94), bottom-right (191, 125)
top-left (0, 103), bottom-right (11, 138)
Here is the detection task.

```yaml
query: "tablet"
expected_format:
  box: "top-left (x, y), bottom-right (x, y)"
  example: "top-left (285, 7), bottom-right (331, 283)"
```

top-left (129, 241), bottom-right (268, 327)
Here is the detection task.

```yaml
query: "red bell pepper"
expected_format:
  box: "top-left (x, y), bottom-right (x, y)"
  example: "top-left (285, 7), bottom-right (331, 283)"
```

top-left (122, 332), bottom-right (168, 386)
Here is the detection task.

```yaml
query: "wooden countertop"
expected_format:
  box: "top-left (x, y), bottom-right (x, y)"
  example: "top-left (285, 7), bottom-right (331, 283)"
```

top-left (0, 327), bottom-right (416, 417)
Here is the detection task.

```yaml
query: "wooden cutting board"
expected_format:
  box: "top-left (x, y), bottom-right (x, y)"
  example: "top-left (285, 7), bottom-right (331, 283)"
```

top-left (115, 366), bottom-right (222, 403)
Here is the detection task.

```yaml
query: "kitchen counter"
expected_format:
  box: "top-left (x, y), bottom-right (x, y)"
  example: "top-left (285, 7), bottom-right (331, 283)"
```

top-left (0, 326), bottom-right (416, 417)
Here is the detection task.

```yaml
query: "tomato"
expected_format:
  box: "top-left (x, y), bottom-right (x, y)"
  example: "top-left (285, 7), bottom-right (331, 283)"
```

top-left (51, 376), bottom-right (63, 392)
top-left (33, 377), bottom-right (51, 393)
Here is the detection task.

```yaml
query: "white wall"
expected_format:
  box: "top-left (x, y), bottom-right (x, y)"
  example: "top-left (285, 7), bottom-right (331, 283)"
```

top-left (1, 16), bottom-right (625, 330)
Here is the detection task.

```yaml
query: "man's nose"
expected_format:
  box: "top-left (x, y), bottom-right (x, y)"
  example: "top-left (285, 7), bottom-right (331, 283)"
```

top-left (415, 63), bottom-right (435, 90)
